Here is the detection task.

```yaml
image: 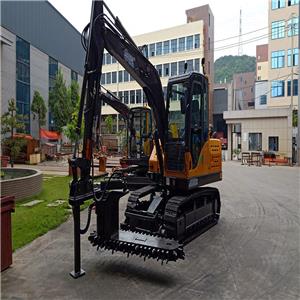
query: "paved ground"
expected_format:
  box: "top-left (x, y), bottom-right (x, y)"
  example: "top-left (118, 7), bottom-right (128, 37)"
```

top-left (2, 162), bottom-right (300, 300)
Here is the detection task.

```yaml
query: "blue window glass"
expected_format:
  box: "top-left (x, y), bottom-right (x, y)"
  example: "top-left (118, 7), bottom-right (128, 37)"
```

top-left (194, 58), bottom-right (200, 72)
top-left (71, 70), bottom-right (78, 82)
top-left (156, 64), bottom-right (162, 77)
top-left (171, 39), bottom-right (177, 53)
top-left (112, 71), bottom-right (117, 83)
top-left (271, 21), bottom-right (285, 39)
top-left (118, 70), bottom-right (123, 83)
top-left (259, 95), bottom-right (267, 105)
top-left (150, 43), bottom-right (155, 56)
top-left (194, 34), bottom-right (200, 48)
top-left (186, 59), bottom-right (193, 72)
top-left (179, 37), bottom-right (185, 52)
top-left (111, 56), bottom-right (116, 64)
top-left (271, 80), bottom-right (285, 97)
top-left (156, 42), bottom-right (162, 55)
top-left (178, 61), bottom-right (185, 74)
top-left (163, 63), bottom-right (169, 77)
top-left (289, 0), bottom-right (299, 5)
top-left (288, 48), bottom-right (299, 66)
top-left (16, 36), bottom-right (30, 133)
top-left (272, 0), bottom-right (285, 9)
top-left (130, 90), bottom-right (135, 104)
top-left (163, 40), bottom-right (170, 54)
top-left (101, 73), bottom-right (105, 85)
top-left (186, 36), bottom-right (193, 50)
top-left (171, 62), bottom-right (177, 76)
top-left (124, 70), bottom-right (129, 82)
top-left (136, 90), bottom-right (142, 104)
top-left (271, 50), bottom-right (285, 68)
top-left (106, 53), bottom-right (111, 64)
top-left (124, 91), bottom-right (129, 104)
top-left (288, 17), bottom-right (299, 36)
top-left (288, 79), bottom-right (299, 96)
top-left (106, 72), bottom-right (111, 84)
top-left (118, 91), bottom-right (123, 101)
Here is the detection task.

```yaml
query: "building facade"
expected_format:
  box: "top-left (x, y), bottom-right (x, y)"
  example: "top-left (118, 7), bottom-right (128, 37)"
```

top-left (100, 4), bottom-right (214, 133)
top-left (268, 0), bottom-right (299, 108)
top-left (0, 1), bottom-right (84, 138)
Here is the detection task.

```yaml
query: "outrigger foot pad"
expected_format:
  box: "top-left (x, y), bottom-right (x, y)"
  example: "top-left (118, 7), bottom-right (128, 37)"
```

top-left (70, 269), bottom-right (86, 279)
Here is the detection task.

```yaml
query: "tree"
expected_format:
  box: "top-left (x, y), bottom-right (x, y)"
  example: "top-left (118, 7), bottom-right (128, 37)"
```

top-left (69, 80), bottom-right (80, 108)
top-left (214, 55), bottom-right (256, 84)
top-left (48, 69), bottom-right (73, 132)
top-left (31, 90), bottom-right (47, 144)
top-left (105, 115), bottom-right (113, 134)
top-left (1, 98), bottom-right (26, 167)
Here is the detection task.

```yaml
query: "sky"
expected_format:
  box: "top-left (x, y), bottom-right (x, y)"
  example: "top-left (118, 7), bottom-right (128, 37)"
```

top-left (49, 0), bottom-right (269, 60)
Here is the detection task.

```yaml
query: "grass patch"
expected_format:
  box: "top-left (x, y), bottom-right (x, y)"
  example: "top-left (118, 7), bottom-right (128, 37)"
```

top-left (12, 175), bottom-right (91, 251)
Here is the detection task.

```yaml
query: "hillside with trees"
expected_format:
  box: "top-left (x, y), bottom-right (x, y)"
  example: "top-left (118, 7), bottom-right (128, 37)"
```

top-left (214, 55), bottom-right (256, 84)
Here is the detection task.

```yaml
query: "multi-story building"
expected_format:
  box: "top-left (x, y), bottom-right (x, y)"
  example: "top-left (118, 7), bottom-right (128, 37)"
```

top-left (1, 1), bottom-right (84, 138)
top-left (268, 0), bottom-right (299, 108)
top-left (100, 4), bottom-right (214, 133)
top-left (255, 44), bottom-right (269, 109)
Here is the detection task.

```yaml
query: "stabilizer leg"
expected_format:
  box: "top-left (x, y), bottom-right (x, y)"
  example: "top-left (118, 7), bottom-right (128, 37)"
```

top-left (70, 205), bottom-right (86, 279)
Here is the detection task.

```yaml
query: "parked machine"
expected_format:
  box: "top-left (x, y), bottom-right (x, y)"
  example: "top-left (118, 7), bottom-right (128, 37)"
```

top-left (68, 0), bottom-right (222, 278)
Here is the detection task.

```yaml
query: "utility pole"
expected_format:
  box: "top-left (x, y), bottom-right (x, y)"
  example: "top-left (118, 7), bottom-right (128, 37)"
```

top-left (238, 9), bottom-right (243, 56)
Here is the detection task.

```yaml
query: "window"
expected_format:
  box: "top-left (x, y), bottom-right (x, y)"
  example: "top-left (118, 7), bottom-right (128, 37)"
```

top-left (208, 37), bottom-right (210, 50)
top-left (249, 133), bottom-right (262, 151)
top-left (140, 45), bottom-right (148, 58)
top-left (186, 59), bottom-right (193, 72)
top-left (118, 70), bottom-right (123, 83)
top-left (171, 62), bottom-right (177, 76)
top-left (271, 21), bottom-right (285, 39)
top-left (16, 37), bottom-right (30, 133)
top-left (179, 37), bottom-right (185, 51)
top-left (156, 42), bottom-right (162, 56)
top-left (171, 39), bottom-right (178, 53)
top-left (287, 79), bottom-right (299, 96)
top-left (163, 63), bottom-right (169, 76)
top-left (194, 34), bottom-right (200, 48)
top-left (259, 95), bottom-right (267, 105)
top-left (123, 91), bottom-right (129, 104)
top-left (163, 40), bottom-right (170, 54)
top-left (150, 43), bottom-right (155, 56)
top-left (288, 0), bottom-right (299, 5)
top-left (258, 76), bottom-right (261, 81)
top-left (118, 91), bottom-right (123, 102)
top-left (111, 56), bottom-right (116, 64)
top-left (288, 17), bottom-right (299, 36)
top-left (272, 0), bottom-right (285, 9)
top-left (130, 90), bottom-right (135, 104)
top-left (136, 89), bottom-right (142, 104)
top-left (124, 70), bottom-right (129, 82)
top-left (271, 50), bottom-right (285, 68)
top-left (194, 59), bottom-right (200, 72)
top-left (269, 136), bottom-right (279, 151)
top-left (106, 72), bottom-right (111, 84)
top-left (287, 48), bottom-right (299, 66)
top-left (178, 61), bottom-right (185, 75)
top-left (186, 35), bottom-right (193, 50)
top-left (271, 80), bottom-right (285, 97)
top-left (106, 53), bottom-right (111, 64)
top-left (71, 70), bottom-right (78, 82)
top-left (112, 71), bottom-right (117, 83)
top-left (101, 74), bottom-right (105, 85)
top-left (209, 13), bottom-right (211, 26)
top-left (156, 64), bottom-right (162, 77)
top-left (258, 66), bottom-right (261, 70)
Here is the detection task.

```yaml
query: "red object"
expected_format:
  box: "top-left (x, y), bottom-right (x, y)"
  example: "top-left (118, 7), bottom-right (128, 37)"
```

top-left (1, 156), bottom-right (9, 167)
top-left (1, 196), bottom-right (15, 271)
top-left (40, 128), bottom-right (61, 140)
top-left (13, 133), bottom-right (33, 140)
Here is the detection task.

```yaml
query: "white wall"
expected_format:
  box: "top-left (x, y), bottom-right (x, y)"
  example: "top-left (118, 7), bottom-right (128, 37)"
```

top-left (1, 27), bottom-right (16, 114)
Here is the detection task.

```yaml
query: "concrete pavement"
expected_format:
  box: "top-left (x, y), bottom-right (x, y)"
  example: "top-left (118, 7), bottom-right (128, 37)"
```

top-left (2, 162), bottom-right (300, 300)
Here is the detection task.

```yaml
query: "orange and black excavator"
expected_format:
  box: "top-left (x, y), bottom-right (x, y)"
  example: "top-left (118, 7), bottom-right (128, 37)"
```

top-left (68, 0), bottom-right (222, 278)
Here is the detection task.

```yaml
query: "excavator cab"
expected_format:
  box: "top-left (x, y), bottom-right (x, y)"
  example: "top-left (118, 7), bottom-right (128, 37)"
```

top-left (164, 72), bottom-right (222, 191)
